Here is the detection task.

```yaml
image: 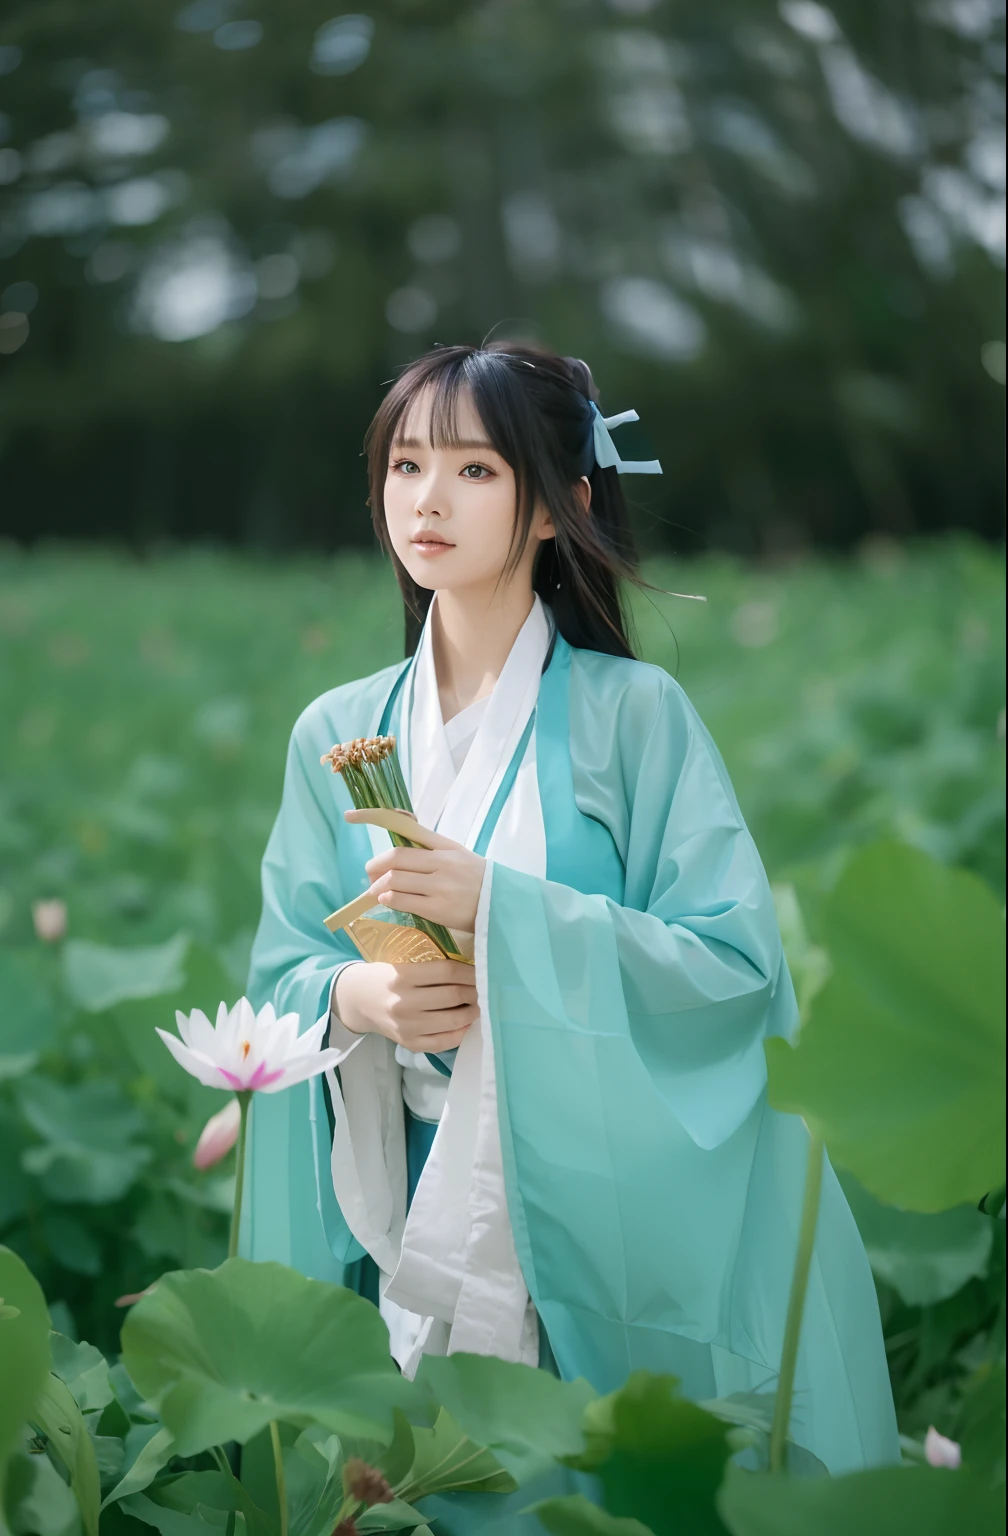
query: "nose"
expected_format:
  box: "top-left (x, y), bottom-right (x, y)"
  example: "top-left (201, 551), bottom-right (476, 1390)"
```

top-left (413, 466), bottom-right (448, 520)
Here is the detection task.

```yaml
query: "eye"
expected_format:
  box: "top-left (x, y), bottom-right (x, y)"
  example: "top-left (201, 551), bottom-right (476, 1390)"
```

top-left (461, 463), bottom-right (493, 480)
top-left (391, 458), bottom-right (420, 474)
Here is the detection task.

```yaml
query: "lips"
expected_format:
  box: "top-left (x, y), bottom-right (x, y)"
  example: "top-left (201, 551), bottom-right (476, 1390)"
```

top-left (411, 532), bottom-right (455, 550)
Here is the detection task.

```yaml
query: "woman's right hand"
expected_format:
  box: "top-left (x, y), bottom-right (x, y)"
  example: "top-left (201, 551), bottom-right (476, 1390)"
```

top-left (333, 959), bottom-right (478, 1053)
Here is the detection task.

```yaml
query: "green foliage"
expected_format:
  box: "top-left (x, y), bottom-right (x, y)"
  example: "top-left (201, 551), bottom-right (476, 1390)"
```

top-left (0, 948), bottom-right (60, 1067)
top-left (837, 1173), bottom-right (994, 1308)
top-left (102, 1428), bottom-right (176, 1512)
top-left (120, 1259), bottom-right (416, 1454)
top-left (767, 841), bottom-right (1005, 1212)
top-left (1, 542), bottom-right (1001, 1350)
top-left (534, 1497), bottom-right (653, 1536)
top-left (717, 1462), bottom-right (1005, 1535)
top-left (0, 1245), bottom-right (51, 1464)
top-left (0, 545), bottom-right (1005, 1531)
top-left (394, 1409), bottom-right (516, 1500)
top-left (3, 1445), bottom-right (83, 1536)
top-left (555, 1373), bottom-right (733, 1534)
top-left (50, 1334), bottom-right (116, 1415)
top-left (415, 1352), bottom-right (595, 1483)
top-left (19, 1078), bottom-right (153, 1206)
top-left (33, 1372), bottom-right (102, 1536)
top-left (64, 936), bottom-right (190, 1015)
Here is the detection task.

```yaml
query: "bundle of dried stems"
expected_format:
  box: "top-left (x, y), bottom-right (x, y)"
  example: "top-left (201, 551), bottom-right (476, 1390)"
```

top-left (321, 735), bottom-right (463, 960)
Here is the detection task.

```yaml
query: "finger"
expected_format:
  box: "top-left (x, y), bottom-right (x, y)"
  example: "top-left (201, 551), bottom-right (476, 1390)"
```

top-left (372, 871), bottom-right (438, 899)
top-left (365, 848), bottom-right (439, 877)
top-left (344, 807), bottom-right (463, 851)
top-left (406, 984), bottom-right (477, 1012)
top-left (410, 1004), bottom-right (479, 1034)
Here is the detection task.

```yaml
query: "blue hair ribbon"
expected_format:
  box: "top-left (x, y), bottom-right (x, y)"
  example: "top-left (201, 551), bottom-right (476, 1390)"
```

top-left (590, 402), bottom-right (662, 475)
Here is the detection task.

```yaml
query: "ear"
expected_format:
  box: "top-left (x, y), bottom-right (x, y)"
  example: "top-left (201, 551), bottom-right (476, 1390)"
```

top-left (574, 475), bottom-right (592, 514)
top-left (531, 500), bottom-right (556, 542)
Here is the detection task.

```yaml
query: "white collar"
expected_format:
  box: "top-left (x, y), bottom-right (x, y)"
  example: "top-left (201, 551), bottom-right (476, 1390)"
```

top-left (403, 594), bottom-right (552, 848)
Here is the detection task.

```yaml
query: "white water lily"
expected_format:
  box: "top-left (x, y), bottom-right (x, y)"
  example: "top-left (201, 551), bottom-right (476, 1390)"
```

top-left (157, 997), bottom-right (342, 1093)
top-left (158, 997), bottom-right (344, 1260)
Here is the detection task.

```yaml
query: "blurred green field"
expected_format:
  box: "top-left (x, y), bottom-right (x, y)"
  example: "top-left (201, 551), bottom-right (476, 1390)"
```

top-left (1, 539), bottom-right (1004, 960)
top-left (0, 541), bottom-right (1004, 1404)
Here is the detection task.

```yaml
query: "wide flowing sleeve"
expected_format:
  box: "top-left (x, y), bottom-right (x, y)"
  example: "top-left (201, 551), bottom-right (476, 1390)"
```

top-left (478, 655), bottom-right (810, 1383)
top-left (242, 694), bottom-right (375, 1275)
top-left (486, 660), bottom-right (796, 1154)
top-left (247, 704), bottom-right (362, 1029)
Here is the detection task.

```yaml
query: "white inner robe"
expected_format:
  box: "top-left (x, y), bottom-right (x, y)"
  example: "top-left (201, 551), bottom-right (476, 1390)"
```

top-left (322, 595), bottom-right (551, 1376)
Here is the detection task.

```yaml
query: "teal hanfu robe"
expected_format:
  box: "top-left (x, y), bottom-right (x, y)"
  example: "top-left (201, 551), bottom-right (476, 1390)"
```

top-left (244, 604), bottom-right (899, 1509)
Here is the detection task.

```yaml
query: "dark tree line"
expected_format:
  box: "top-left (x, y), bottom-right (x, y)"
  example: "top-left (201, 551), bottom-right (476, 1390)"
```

top-left (0, 0), bottom-right (1004, 555)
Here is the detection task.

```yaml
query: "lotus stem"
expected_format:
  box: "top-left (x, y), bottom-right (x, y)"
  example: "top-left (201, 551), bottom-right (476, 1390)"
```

top-left (228, 1091), bottom-right (252, 1260)
top-left (270, 1420), bottom-right (288, 1536)
top-left (769, 1133), bottom-right (824, 1471)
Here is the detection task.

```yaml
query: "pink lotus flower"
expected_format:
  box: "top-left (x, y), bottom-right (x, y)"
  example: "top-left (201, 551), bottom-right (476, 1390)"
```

top-left (157, 997), bottom-right (343, 1094)
top-left (925, 1426), bottom-right (962, 1469)
top-left (32, 898), bottom-right (67, 942)
top-left (193, 1097), bottom-right (242, 1170)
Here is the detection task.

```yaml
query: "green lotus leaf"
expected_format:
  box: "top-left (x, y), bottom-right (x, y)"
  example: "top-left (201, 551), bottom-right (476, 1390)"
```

top-left (767, 842), bottom-right (1005, 1212)
top-left (121, 1259), bottom-right (416, 1455)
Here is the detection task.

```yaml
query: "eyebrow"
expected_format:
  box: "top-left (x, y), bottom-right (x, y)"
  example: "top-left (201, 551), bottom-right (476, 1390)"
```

top-left (392, 436), bottom-right (496, 451)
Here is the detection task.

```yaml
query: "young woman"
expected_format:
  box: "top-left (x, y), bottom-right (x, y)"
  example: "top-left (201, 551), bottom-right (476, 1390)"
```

top-left (245, 342), bottom-right (898, 1502)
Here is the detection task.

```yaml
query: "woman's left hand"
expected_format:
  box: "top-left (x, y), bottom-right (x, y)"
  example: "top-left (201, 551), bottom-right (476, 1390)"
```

top-left (348, 812), bottom-right (485, 933)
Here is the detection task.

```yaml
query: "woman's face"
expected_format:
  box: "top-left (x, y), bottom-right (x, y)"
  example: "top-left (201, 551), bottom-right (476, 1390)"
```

top-left (383, 386), bottom-right (553, 597)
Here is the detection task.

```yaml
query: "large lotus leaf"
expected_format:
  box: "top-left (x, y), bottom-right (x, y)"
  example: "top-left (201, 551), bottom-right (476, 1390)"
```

top-left (0, 1245), bottom-right (51, 1466)
top-left (766, 842), bottom-right (1005, 1212)
top-left (415, 1352), bottom-right (595, 1483)
top-left (717, 1462), bottom-right (1005, 1536)
top-left (120, 1259), bottom-right (417, 1455)
top-left (17, 1078), bottom-right (151, 1205)
top-left (838, 1171), bottom-right (994, 1305)
top-left (566, 1373), bottom-right (731, 1535)
top-left (533, 1496), bottom-right (653, 1536)
top-left (33, 1373), bottom-right (101, 1536)
top-left (2, 1445), bottom-right (82, 1536)
top-left (63, 933), bottom-right (189, 1013)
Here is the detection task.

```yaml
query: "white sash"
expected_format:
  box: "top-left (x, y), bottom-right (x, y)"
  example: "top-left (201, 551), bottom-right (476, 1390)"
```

top-left (327, 595), bottom-right (550, 1373)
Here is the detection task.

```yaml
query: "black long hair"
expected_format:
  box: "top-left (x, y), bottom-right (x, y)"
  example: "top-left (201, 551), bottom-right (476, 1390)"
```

top-left (364, 340), bottom-right (642, 658)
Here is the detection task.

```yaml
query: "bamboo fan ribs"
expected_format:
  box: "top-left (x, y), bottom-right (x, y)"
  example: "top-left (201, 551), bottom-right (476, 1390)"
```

top-left (320, 735), bottom-right (466, 963)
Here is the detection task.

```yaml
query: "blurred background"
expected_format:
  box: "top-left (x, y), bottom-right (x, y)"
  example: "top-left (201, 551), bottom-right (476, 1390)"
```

top-left (0, 0), bottom-right (1005, 553)
top-left (0, 0), bottom-right (1005, 1447)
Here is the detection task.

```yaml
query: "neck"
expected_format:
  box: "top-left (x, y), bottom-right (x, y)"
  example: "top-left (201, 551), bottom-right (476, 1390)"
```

top-left (430, 580), bottom-right (535, 722)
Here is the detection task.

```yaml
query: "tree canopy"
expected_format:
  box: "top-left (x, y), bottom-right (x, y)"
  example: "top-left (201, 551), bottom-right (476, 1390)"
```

top-left (0, 0), bottom-right (1004, 552)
